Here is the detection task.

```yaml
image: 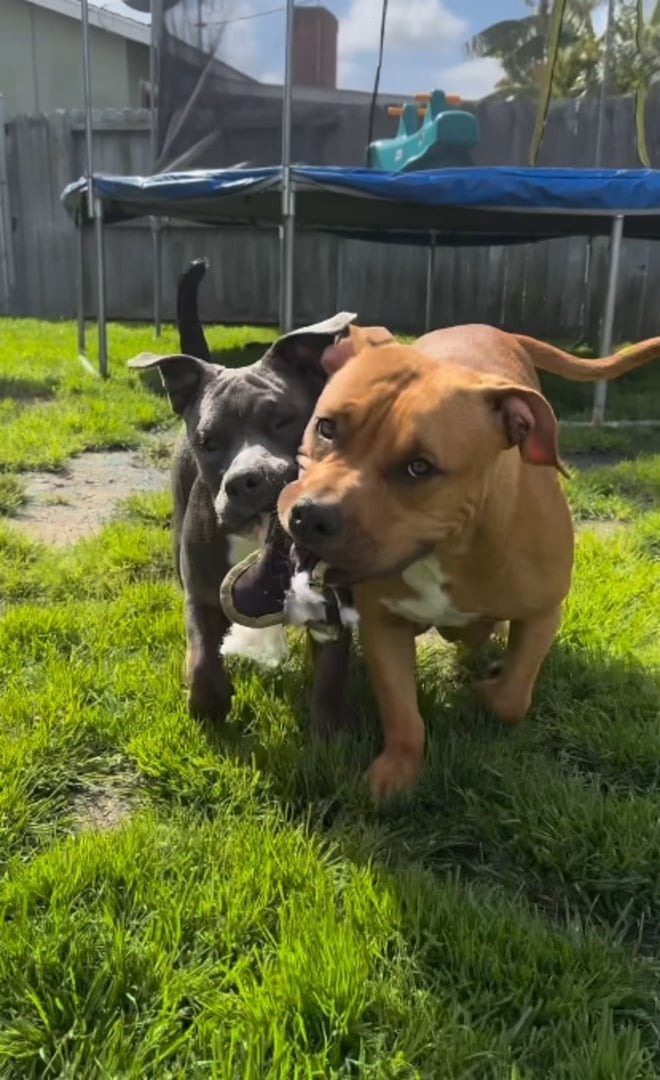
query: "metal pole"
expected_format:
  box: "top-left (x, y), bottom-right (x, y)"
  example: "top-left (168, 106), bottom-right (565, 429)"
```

top-left (595, 0), bottom-right (615, 168)
top-left (0, 94), bottom-right (14, 315)
top-left (591, 213), bottom-right (624, 425)
top-left (279, 0), bottom-right (295, 331)
top-left (94, 199), bottom-right (108, 377)
top-left (150, 0), bottom-right (163, 337)
top-left (77, 218), bottom-right (86, 354)
top-left (81, 0), bottom-right (94, 222)
top-left (82, 0), bottom-right (108, 374)
top-left (424, 233), bottom-right (436, 332)
top-left (152, 222), bottom-right (162, 337)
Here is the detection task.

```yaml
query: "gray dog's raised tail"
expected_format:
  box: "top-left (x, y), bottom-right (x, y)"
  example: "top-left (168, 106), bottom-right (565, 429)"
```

top-left (516, 334), bottom-right (660, 382)
top-left (177, 258), bottom-right (211, 363)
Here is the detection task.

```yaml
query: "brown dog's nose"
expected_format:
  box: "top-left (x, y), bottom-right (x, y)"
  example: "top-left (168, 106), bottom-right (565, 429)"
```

top-left (288, 499), bottom-right (343, 547)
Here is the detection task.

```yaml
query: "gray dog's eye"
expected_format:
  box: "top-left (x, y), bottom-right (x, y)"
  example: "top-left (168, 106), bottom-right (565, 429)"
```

top-left (272, 414), bottom-right (297, 432)
top-left (198, 434), bottom-right (220, 453)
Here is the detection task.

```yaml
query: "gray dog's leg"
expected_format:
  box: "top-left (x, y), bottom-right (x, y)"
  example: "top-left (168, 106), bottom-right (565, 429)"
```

top-left (179, 476), bottom-right (233, 720)
top-left (309, 628), bottom-right (353, 739)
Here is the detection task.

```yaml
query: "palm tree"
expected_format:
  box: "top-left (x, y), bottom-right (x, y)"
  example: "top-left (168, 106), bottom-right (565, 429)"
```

top-left (467, 0), bottom-right (601, 100)
top-left (534, 0), bottom-right (660, 165)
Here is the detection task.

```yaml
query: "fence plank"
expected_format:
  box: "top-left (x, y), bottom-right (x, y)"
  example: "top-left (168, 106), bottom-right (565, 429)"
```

top-left (6, 100), bottom-right (660, 344)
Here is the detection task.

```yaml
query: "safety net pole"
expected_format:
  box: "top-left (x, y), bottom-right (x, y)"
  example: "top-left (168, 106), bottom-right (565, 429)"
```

top-left (591, 212), bottom-right (624, 424)
top-left (81, 0), bottom-right (108, 376)
top-left (279, 0), bottom-right (295, 332)
top-left (150, 0), bottom-right (163, 338)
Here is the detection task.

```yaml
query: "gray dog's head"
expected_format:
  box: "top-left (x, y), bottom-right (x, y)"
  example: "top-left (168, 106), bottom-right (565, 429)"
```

top-left (129, 313), bottom-right (356, 536)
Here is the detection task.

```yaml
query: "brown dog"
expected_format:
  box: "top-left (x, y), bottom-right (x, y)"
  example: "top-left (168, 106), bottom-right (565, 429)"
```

top-left (278, 324), bottom-right (660, 801)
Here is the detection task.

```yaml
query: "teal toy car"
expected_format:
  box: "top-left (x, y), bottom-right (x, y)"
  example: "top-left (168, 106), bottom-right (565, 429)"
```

top-left (367, 89), bottom-right (480, 171)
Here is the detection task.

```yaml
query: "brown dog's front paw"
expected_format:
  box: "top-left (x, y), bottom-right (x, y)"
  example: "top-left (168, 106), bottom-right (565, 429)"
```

top-left (187, 661), bottom-right (233, 722)
top-left (367, 745), bottom-right (424, 804)
top-left (473, 675), bottom-right (530, 724)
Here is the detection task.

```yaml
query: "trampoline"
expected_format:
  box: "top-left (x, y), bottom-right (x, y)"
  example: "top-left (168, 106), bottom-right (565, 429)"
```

top-left (63, 163), bottom-right (660, 424)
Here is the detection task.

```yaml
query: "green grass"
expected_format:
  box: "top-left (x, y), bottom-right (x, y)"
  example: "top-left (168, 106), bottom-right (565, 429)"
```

top-left (0, 319), bottom-right (276, 473)
top-left (0, 474), bottom-right (27, 516)
top-left (1, 318), bottom-right (659, 1077)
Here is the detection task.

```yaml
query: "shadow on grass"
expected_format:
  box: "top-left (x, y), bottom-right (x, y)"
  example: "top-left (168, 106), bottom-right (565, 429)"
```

top-left (213, 632), bottom-right (660, 946)
top-left (0, 376), bottom-right (56, 401)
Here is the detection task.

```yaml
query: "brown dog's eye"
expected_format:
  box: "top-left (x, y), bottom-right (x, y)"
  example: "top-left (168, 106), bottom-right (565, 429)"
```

top-left (406, 457), bottom-right (434, 479)
top-left (198, 434), bottom-right (219, 453)
top-left (316, 417), bottom-right (337, 440)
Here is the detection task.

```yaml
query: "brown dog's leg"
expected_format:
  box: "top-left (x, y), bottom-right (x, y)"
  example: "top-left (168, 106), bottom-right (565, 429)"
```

top-left (309, 628), bottom-right (353, 740)
top-left (474, 606), bottom-right (561, 723)
top-left (359, 604), bottom-right (425, 802)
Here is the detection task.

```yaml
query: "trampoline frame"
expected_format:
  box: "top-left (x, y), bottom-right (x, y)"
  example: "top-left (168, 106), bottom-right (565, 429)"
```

top-left (77, 0), bottom-right (649, 426)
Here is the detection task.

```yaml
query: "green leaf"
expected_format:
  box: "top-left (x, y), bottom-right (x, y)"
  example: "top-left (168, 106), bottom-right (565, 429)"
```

top-left (634, 0), bottom-right (651, 166)
top-left (529, 0), bottom-right (570, 164)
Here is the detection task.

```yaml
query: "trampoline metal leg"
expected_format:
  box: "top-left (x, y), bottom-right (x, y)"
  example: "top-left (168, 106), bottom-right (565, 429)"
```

top-left (94, 197), bottom-right (108, 378)
top-left (77, 220), bottom-right (86, 355)
top-left (152, 216), bottom-right (162, 338)
top-left (280, 184), bottom-right (295, 333)
top-left (424, 234), bottom-right (436, 332)
top-left (592, 213), bottom-right (624, 425)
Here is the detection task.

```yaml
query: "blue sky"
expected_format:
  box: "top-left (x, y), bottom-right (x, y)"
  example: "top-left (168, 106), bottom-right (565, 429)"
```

top-left (214, 0), bottom-right (525, 97)
top-left (154, 0), bottom-right (623, 100)
top-left (209, 0), bottom-right (608, 99)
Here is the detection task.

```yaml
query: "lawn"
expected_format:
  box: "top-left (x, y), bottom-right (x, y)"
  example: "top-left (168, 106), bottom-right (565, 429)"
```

top-left (0, 318), bottom-right (659, 1078)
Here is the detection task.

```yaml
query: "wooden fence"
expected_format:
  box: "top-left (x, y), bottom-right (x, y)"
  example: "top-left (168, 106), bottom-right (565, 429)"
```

top-left (4, 95), bottom-right (660, 343)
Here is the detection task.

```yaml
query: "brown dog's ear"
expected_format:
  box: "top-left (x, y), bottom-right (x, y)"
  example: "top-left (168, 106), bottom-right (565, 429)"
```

top-left (127, 352), bottom-right (217, 416)
top-left (321, 324), bottom-right (395, 375)
top-left (485, 384), bottom-right (567, 475)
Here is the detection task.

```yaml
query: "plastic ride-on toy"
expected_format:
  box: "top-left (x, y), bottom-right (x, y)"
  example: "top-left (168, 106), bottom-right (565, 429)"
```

top-left (367, 89), bottom-right (480, 171)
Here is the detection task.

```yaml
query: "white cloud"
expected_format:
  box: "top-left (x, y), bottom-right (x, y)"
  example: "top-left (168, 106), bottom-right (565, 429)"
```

top-left (259, 69), bottom-right (284, 85)
top-left (339, 0), bottom-right (467, 57)
top-left (437, 56), bottom-right (503, 100)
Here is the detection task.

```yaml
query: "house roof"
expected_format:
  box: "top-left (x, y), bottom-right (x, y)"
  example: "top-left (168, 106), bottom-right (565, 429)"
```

top-left (25, 0), bottom-right (151, 47)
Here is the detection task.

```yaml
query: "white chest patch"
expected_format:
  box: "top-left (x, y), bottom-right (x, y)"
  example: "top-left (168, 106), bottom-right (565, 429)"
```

top-left (222, 528), bottom-right (289, 669)
top-left (381, 554), bottom-right (476, 627)
top-left (227, 533), bottom-right (260, 567)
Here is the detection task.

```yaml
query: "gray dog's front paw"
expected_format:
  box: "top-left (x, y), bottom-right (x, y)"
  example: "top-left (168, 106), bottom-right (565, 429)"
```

top-left (187, 656), bottom-right (233, 721)
top-left (309, 700), bottom-right (356, 741)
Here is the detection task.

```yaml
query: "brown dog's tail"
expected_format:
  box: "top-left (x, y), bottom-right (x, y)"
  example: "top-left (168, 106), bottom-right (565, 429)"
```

top-left (515, 334), bottom-right (660, 382)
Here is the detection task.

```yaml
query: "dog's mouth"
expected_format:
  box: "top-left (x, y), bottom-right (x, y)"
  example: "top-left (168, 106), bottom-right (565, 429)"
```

top-left (219, 523), bottom-right (358, 637)
top-left (291, 540), bottom-right (435, 587)
top-left (290, 543), bottom-right (351, 587)
top-left (217, 507), bottom-right (273, 539)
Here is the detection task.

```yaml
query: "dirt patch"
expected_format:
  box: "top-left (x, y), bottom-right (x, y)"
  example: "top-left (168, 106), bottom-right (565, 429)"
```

top-left (574, 518), bottom-right (627, 537)
top-left (72, 777), bottom-right (136, 833)
top-left (11, 449), bottom-right (168, 545)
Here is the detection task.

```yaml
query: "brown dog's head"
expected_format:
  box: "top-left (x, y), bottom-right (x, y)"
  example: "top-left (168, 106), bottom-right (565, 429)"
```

top-left (278, 332), bottom-right (563, 583)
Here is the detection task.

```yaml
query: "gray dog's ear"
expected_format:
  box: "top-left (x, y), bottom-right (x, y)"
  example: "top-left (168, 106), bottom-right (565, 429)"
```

top-left (128, 352), bottom-right (217, 416)
top-left (265, 312), bottom-right (358, 379)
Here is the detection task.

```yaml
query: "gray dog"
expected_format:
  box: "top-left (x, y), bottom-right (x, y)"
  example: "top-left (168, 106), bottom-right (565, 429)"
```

top-left (129, 259), bottom-right (356, 737)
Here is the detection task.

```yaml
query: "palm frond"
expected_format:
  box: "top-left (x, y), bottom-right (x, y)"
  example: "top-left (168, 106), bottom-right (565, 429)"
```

top-left (529, 0), bottom-right (570, 165)
top-left (466, 17), bottom-right (536, 59)
top-left (635, 0), bottom-right (651, 165)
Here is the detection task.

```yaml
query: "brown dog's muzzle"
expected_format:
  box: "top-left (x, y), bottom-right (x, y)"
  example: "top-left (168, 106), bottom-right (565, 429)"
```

top-left (286, 497), bottom-right (344, 550)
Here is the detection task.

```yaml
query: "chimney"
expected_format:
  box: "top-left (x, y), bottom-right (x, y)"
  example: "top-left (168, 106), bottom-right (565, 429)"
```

top-left (292, 5), bottom-right (338, 90)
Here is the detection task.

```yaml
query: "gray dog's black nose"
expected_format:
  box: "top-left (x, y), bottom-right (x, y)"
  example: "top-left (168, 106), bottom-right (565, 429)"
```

top-left (224, 468), bottom-right (265, 503)
top-left (288, 500), bottom-right (343, 545)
